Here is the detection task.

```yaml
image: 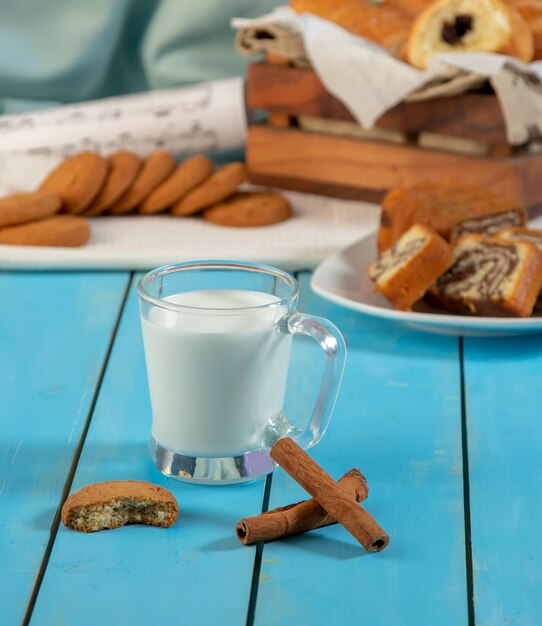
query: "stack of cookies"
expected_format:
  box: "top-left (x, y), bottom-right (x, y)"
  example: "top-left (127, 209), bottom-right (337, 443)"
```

top-left (369, 183), bottom-right (542, 317)
top-left (0, 191), bottom-right (90, 247)
top-left (0, 150), bottom-right (293, 248)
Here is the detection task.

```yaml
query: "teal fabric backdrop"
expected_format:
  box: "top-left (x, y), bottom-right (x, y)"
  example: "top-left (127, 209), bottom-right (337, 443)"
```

top-left (0, 0), bottom-right (281, 114)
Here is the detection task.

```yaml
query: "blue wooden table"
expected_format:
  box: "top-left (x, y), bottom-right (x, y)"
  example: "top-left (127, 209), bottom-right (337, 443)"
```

top-left (1, 268), bottom-right (540, 626)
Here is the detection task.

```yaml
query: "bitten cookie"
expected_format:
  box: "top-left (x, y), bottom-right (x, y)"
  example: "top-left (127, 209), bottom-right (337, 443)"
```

top-left (84, 151), bottom-right (142, 216)
top-left (39, 151), bottom-right (108, 214)
top-left (139, 154), bottom-right (213, 214)
top-left (202, 192), bottom-right (293, 227)
top-left (61, 480), bottom-right (179, 533)
top-left (0, 215), bottom-right (90, 247)
top-left (0, 190), bottom-right (62, 228)
top-left (108, 151), bottom-right (176, 215)
top-left (171, 162), bottom-right (248, 216)
top-left (368, 223), bottom-right (452, 311)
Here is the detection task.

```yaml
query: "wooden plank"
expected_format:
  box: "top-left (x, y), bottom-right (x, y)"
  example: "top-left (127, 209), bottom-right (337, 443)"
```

top-left (0, 271), bottom-right (129, 625)
top-left (247, 125), bottom-right (542, 210)
top-left (253, 273), bottom-right (468, 626)
top-left (249, 170), bottom-right (386, 203)
top-left (463, 335), bottom-right (542, 626)
top-left (31, 274), bottom-right (267, 626)
top-left (247, 62), bottom-right (508, 145)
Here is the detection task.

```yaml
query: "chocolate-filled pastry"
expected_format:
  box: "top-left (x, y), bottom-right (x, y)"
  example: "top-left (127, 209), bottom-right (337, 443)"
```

top-left (407, 0), bottom-right (534, 68)
top-left (290, 0), bottom-right (413, 58)
top-left (428, 233), bottom-right (542, 317)
top-left (368, 223), bottom-right (452, 311)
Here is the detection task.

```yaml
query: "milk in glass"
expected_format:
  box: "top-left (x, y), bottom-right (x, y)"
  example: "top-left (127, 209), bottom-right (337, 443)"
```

top-left (141, 289), bottom-right (292, 457)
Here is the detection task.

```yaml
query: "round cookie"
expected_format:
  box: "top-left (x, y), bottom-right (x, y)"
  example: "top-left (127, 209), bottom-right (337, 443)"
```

top-left (0, 190), bottom-right (61, 228)
top-left (0, 215), bottom-right (90, 247)
top-left (202, 192), bottom-right (292, 227)
top-left (61, 480), bottom-right (178, 533)
top-left (39, 152), bottom-right (108, 214)
top-left (108, 151), bottom-right (175, 215)
top-left (171, 162), bottom-right (248, 216)
top-left (84, 151), bottom-right (142, 216)
top-left (139, 154), bottom-right (213, 214)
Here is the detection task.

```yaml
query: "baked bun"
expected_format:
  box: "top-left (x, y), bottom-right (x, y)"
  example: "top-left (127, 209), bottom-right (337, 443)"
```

top-left (290, 0), bottom-right (412, 58)
top-left (407, 0), bottom-right (534, 68)
top-left (385, 0), bottom-right (436, 17)
top-left (506, 0), bottom-right (542, 59)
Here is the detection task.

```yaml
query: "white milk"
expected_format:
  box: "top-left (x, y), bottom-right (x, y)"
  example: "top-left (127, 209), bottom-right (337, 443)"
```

top-left (141, 289), bottom-right (293, 457)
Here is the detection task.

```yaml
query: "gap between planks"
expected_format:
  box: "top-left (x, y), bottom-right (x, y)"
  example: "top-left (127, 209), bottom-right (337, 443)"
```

top-left (459, 337), bottom-right (476, 626)
top-left (243, 280), bottom-right (475, 626)
top-left (243, 309), bottom-right (476, 626)
top-left (245, 268), bottom-right (308, 626)
top-left (21, 272), bottom-right (134, 626)
top-left (245, 473), bottom-right (274, 626)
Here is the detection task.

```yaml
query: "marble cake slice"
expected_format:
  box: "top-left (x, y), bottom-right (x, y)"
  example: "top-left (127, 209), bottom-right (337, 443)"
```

top-left (378, 182), bottom-right (527, 253)
top-left (368, 223), bottom-right (452, 311)
top-left (498, 227), bottom-right (542, 313)
top-left (428, 233), bottom-right (542, 317)
top-left (497, 226), bottom-right (542, 249)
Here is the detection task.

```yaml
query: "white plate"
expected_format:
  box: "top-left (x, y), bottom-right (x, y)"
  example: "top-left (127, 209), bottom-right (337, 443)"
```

top-left (311, 232), bottom-right (542, 337)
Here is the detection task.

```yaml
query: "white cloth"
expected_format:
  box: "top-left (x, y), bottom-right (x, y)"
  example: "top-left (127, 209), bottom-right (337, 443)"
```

top-left (233, 7), bottom-right (542, 145)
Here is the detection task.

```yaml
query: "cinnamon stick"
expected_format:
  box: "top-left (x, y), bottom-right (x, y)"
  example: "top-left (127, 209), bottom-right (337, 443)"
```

top-left (270, 438), bottom-right (389, 552)
top-left (236, 468), bottom-right (368, 545)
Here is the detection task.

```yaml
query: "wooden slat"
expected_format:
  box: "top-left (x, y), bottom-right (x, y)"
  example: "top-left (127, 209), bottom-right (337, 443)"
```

top-left (0, 271), bottom-right (129, 625)
top-left (463, 335), bottom-right (542, 626)
top-left (253, 273), bottom-right (468, 626)
top-left (247, 62), bottom-right (508, 145)
top-left (31, 274), bottom-right (267, 626)
top-left (247, 125), bottom-right (542, 210)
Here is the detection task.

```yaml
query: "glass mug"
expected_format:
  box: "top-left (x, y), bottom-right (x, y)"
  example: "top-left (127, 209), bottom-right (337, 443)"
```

top-left (137, 261), bottom-right (347, 485)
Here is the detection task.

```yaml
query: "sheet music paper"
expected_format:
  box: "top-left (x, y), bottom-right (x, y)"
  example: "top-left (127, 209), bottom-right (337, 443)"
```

top-left (0, 77), bottom-right (247, 194)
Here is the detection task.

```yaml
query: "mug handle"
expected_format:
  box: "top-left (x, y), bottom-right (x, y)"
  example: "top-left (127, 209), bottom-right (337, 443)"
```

top-left (279, 311), bottom-right (347, 449)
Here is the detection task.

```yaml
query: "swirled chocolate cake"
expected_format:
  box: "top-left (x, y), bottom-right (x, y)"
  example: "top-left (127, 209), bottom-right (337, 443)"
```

top-left (378, 183), bottom-right (527, 253)
top-left (368, 223), bottom-right (452, 311)
top-left (498, 227), bottom-right (542, 314)
top-left (498, 227), bottom-right (542, 249)
top-left (428, 234), bottom-right (542, 317)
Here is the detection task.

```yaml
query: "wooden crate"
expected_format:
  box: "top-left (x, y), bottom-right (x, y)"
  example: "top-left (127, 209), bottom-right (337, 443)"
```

top-left (246, 62), bottom-right (542, 211)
